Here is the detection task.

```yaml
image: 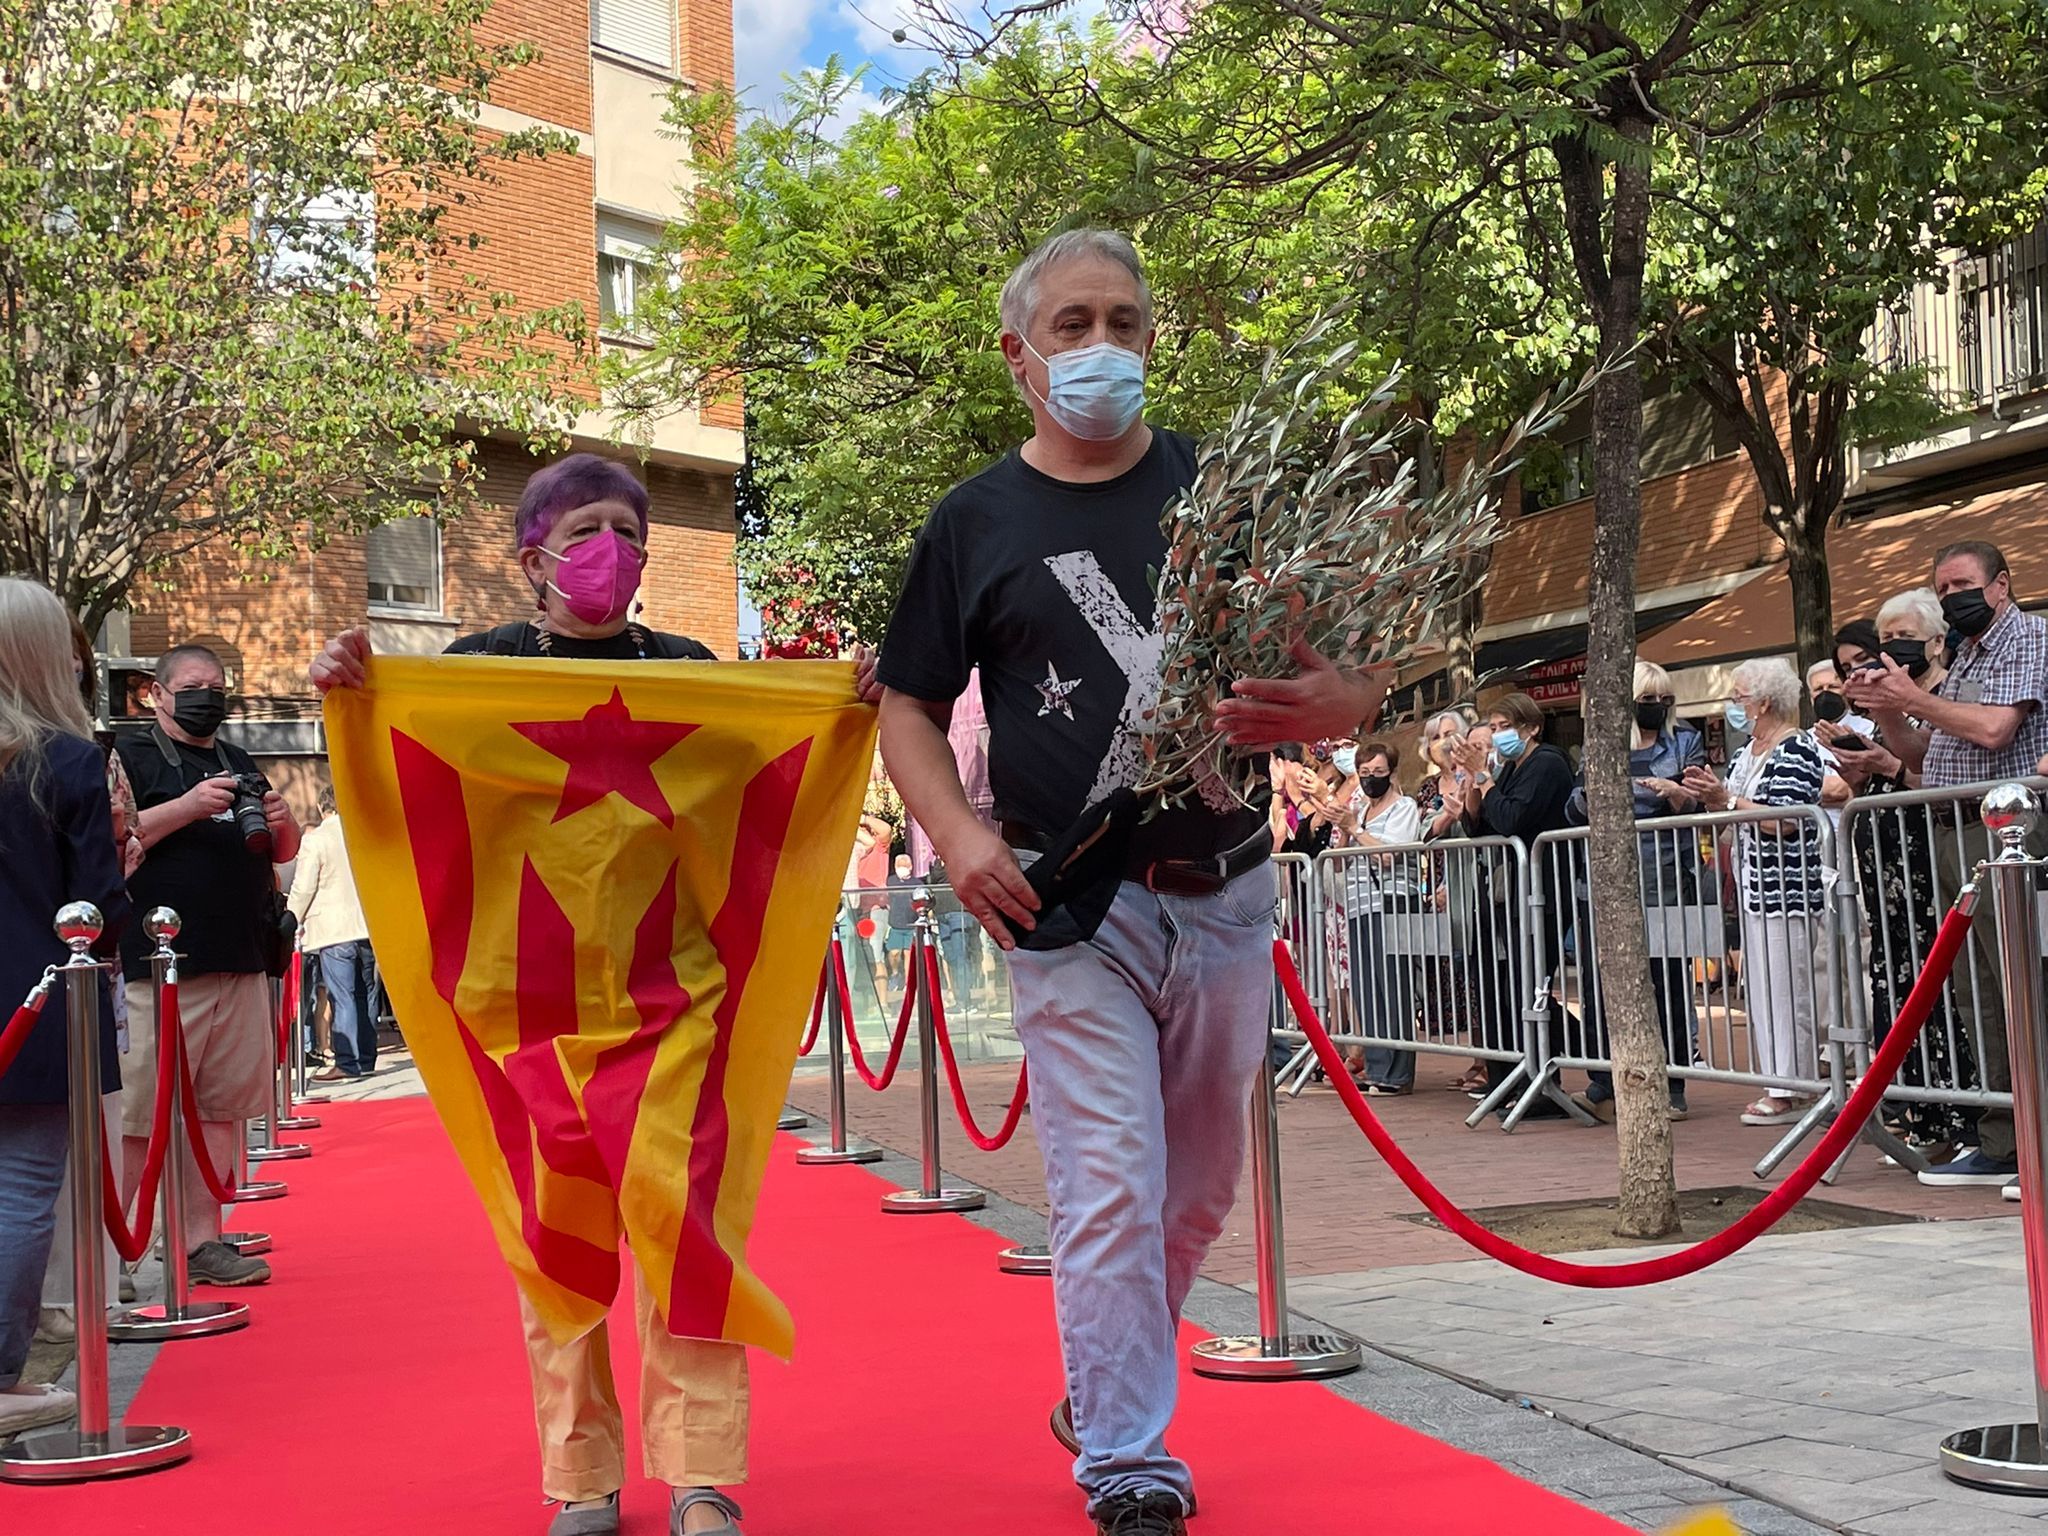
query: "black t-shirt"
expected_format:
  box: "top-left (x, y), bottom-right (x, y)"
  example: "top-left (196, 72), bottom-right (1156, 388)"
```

top-left (879, 428), bottom-right (1260, 853)
top-left (444, 620), bottom-right (716, 661)
top-left (886, 873), bottom-right (918, 930)
top-left (116, 728), bottom-right (275, 982)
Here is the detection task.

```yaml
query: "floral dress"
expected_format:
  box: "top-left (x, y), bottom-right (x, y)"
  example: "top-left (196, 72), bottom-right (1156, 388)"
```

top-left (1853, 761), bottom-right (1975, 1146)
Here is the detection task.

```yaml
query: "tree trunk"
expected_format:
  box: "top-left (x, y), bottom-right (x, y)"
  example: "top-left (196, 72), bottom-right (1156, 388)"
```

top-left (1557, 119), bottom-right (1681, 1239)
top-left (1784, 514), bottom-right (1834, 691)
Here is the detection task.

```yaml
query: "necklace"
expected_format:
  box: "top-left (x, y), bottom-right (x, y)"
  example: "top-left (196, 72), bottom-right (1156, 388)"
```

top-left (531, 620), bottom-right (649, 659)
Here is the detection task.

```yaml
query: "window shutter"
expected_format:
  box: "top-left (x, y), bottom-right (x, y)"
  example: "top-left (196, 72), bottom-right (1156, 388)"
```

top-left (367, 517), bottom-right (440, 610)
top-left (593, 0), bottom-right (675, 70)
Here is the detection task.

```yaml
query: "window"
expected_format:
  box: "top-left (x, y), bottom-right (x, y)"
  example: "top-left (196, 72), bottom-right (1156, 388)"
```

top-left (259, 186), bottom-right (376, 291)
top-left (367, 517), bottom-right (442, 613)
top-left (591, 0), bottom-right (675, 70)
top-left (598, 213), bottom-right (664, 340)
top-left (1518, 434), bottom-right (1595, 514)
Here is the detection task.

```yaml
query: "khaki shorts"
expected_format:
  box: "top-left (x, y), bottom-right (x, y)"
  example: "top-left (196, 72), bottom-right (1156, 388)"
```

top-left (120, 971), bottom-right (275, 1134)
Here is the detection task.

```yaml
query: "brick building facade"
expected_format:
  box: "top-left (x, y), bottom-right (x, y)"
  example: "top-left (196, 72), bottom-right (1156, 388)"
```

top-left (1404, 215), bottom-right (2048, 760)
top-left (109, 0), bottom-right (744, 814)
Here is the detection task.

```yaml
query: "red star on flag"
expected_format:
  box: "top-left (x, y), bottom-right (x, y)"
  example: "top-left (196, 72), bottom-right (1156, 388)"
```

top-left (514, 689), bottom-right (698, 828)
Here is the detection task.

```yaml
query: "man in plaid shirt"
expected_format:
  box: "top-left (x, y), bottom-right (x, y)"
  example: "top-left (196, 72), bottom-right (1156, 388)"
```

top-left (1850, 539), bottom-right (2048, 1188)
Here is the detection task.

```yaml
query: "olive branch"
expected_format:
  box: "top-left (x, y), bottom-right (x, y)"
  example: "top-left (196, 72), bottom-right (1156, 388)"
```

top-left (1138, 308), bottom-right (1596, 811)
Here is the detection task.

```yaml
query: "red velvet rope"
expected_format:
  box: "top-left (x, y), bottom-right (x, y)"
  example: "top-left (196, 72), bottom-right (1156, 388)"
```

top-left (276, 957), bottom-right (301, 1057)
top-left (922, 944), bottom-right (1029, 1151)
top-left (837, 939), bottom-right (917, 1092)
top-left (100, 977), bottom-right (182, 1263)
top-left (176, 1005), bottom-right (245, 1207)
top-left (1274, 896), bottom-right (1976, 1288)
top-left (0, 986), bottom-right (50, 1082)
top-left (799, 968), bottom-right (825, 1057)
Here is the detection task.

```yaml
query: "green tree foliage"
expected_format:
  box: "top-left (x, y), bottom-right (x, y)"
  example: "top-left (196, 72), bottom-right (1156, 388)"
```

top-left (618, 38), bottom-right (1583, 645)
top-left (0, 0), bottom-right (590, 629)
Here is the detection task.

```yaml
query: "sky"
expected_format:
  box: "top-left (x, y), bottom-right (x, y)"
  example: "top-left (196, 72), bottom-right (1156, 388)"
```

top-left (730, 0), bottom-right (934, 126)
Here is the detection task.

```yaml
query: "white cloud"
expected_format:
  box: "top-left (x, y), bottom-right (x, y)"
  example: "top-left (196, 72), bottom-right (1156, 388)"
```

top-left (732, 0), bottom-right (832, 100)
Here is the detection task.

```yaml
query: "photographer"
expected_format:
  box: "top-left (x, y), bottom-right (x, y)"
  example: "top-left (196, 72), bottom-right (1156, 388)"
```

top-left (115, 643), bottom-right (299, 1289)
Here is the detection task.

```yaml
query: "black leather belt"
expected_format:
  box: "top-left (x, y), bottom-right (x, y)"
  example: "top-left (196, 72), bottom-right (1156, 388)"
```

top-left (1000, 819), bottom-right (1271, 897)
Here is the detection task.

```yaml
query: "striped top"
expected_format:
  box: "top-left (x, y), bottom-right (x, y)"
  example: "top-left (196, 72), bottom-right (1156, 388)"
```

top-left (1726, 731), bottom-right (1828, 915)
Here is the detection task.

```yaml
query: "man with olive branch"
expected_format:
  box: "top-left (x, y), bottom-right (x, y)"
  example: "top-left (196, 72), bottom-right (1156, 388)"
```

top-left (876, 229), bottom-right (1387, 1536)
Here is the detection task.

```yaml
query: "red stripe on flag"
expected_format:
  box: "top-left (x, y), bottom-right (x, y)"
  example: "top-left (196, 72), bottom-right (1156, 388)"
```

top-left (392, 729), bottom-right (619, 1309)
top-left (510, 860), bottom-right (613, 1189)
top-left (584, 863), bottom-right (689, 1190)
top-left (392, 731), bottom-right (472, 1007)
top-left (665, 738), bottom-right (814, 1337)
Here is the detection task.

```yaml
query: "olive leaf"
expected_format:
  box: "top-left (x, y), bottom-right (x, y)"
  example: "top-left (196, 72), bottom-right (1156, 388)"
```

top-left (1139, 304), bottom-right (1596, 812)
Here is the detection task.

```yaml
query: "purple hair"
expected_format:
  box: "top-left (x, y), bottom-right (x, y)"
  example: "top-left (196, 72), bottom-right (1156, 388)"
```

top-left (515, 453), bottom-right (650, 550)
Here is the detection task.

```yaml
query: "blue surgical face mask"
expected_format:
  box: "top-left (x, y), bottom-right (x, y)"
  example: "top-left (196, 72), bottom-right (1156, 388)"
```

top-left (1024, 338), bottom-right (1146, 441)
top-left (1724, 700), bottom-right (1751, 734)
top-left (1493, 727), bottom-right (1524, 761)
top-left (1332, 745), bottom-right (1358, 776)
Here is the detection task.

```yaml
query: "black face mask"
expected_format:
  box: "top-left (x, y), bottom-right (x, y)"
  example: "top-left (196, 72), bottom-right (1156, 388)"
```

top-left (1633, 700), bottom-right (1670, 732)
top-left (167, 686), bottom-right (227, 739)
top-left (1941, 586), bottom-right (1997, 639)
top-left (1880, 638), bottom-right (1932, 679)
top-left (1359, 772), bottom-right (1393, 799)
top-left (1812, 691), bottom-right (1848, 724)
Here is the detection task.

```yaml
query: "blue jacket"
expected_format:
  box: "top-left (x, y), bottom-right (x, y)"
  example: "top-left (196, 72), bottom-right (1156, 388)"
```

top-left (0, 732), bottom-right (129, 1106)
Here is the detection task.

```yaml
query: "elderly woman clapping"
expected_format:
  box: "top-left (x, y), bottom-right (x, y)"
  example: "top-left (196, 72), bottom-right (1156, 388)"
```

top-left (1682, 657), bottom-right (1831, 1127)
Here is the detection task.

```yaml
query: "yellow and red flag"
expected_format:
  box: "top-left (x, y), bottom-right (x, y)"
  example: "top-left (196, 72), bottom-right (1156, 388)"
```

top-left (325, 656), bottom-right (875, 1355)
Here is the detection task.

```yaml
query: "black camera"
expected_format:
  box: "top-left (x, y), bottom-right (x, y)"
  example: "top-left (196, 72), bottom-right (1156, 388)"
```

top-left (213, 771), bottom-right (274, 857)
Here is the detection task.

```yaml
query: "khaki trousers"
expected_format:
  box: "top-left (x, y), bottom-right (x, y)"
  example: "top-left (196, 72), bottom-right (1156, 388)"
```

top-left (520, 1275), bottom-right (749, 1502)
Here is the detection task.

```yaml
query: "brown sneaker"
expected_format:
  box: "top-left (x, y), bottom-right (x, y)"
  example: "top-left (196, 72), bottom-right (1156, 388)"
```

top-left (188, 1240), bottom-right (271, 1287)
top-left (1051, 1396), bottom-right (1079, 1454)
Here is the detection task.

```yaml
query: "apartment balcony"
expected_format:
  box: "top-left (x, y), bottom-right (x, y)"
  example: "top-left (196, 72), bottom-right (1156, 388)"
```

top-left (1852, 215), bottom-right (2048, 492)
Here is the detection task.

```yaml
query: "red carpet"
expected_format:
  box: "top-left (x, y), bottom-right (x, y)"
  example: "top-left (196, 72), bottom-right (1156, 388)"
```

top-left (3, 1098), bottom-right (1625, 1534)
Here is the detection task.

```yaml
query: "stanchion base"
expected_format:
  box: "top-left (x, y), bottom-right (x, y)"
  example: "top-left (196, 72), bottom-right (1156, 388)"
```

top-left (108, 1300), bottom-right (250, 1342)
top-left (998, 1246), bottom-right (1053, 1276)
top-left (1941, 1425), bottom-right (2048, 1493)
top-left (794, 1145), bottom-right (884, 1166)
top-left (1190, 1333), bottom-right (1363, 1381)
top-left (0, 1423), bottom-right (192, 1483)
top-left (231, 1180), bottom-right (287, 1203)
top-left (219, 1231), bottom-right (271, 1255)
top-left (881, 1187), bottom-right (985, 1214)
top-left (276, 1115), bottom-right (321, 1131)
top-left (776, 1111), bottom-right (809, 1131)
top-left (247, 1143), bottom-right (310, 1162)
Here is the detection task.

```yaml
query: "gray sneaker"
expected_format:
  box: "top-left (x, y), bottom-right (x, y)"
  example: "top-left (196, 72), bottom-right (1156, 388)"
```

top-left (547, 1493), bottom-right (619, 1536)
top-left (187, 1240), bottom-right (271, 1287)
top-left (673, 1489), bottom-right (743, 1535)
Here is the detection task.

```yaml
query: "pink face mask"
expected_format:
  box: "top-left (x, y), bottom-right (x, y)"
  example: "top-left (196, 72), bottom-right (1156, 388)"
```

top-left (539, 530), bottom-right (644, 626)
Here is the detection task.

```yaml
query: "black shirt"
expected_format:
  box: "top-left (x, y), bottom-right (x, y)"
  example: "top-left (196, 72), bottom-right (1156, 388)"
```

top-left (886, 873), bottom-right (918, 930)
top-left (116, 728), bottom-right (274, 982)
top-left (879, 428), bottom-right (1260, 852)
top-left (444, 620), bottom-right (716, 662)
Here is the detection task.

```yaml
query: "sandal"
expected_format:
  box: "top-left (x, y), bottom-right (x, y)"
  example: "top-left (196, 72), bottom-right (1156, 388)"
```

top-left (1739, 1096), bottom-right (1812, 1127)
top-left (673, 1489), bottom-right (744, 1536)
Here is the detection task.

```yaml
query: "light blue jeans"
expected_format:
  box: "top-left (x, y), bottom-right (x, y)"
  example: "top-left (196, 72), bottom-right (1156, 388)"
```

top-left (1007, 865), bottom-right (1276, 1514)
top-left (0, 1105), bottom-right (69, 1388)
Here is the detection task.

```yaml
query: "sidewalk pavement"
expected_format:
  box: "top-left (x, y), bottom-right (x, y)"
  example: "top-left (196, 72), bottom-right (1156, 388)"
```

top-left (794, 1057), bottom-right (2038, 1534)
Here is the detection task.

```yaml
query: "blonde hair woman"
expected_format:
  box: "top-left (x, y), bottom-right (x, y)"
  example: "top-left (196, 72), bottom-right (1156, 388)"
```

top-left (0, 578), bottom-right (132, 1438)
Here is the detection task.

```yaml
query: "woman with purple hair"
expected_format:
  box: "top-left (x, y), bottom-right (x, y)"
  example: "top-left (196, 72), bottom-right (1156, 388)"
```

top-left (311, 452), bottom-right (877, 1536)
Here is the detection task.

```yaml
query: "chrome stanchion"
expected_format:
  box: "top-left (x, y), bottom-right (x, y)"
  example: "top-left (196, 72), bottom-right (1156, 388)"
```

top-left (881, 905), bottom-right (983, 1214)
top-left (997, 1244), bottom-right (1052, 1276)
top-left (229, 1118), bottom-right (286, 1204)
top-left (797, 945), bottom-right (883, 1167)
top-left (0, 904), bottom-right (192, 1481)
top-left (109, 911), bottom-right (250, 1343)
top-left (295, 952), bottom-right (331, 1108)
top-left (1192, 1046), bottom-right (1361, 1380)
top-left (248, 978), bottom-right (309, 1162)
top-left (278, 954), bottom-right (320, 1130)
top-left (1944, 785), bottom-right (2048, 1491)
